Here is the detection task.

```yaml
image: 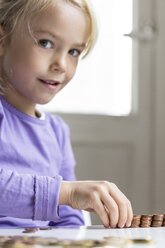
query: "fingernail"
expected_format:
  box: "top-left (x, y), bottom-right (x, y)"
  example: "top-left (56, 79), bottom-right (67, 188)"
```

top-left (104, 224), bottom-right (109, 228)
top-left (118, 224), bottom-right (124, 228)
top-left (126, 222), bottom-right (131, 227)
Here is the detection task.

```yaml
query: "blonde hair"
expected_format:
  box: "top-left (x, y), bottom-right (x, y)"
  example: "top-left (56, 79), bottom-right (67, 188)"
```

top-left (0, 0), bottom-right (97, 57)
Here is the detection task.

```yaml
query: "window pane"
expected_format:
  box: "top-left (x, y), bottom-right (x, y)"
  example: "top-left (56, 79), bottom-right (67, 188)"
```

top-left (39, 0), bottom-right (133, 116)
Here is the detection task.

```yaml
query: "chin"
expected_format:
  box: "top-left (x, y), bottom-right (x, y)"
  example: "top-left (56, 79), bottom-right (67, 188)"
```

top-left (36, 97), bottom-right (55, 105)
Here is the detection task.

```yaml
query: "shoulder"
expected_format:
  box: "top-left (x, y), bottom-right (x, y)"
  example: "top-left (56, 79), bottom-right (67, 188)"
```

top-left (0, 96), bottom-right (6, 121)
top-left (46, 113), bottom-right (69, 132)
top-left (46, 113), bottom-right (71, 146)
top-left (0, 95), bottom-right (4, 110)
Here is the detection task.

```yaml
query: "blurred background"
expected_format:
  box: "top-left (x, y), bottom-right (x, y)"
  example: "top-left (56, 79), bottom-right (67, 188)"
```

top-left (39, 0), bottom-right (165, 224)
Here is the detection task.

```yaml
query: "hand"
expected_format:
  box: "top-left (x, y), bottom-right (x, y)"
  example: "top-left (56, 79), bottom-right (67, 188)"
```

top-left (59, 180), bottom-right (133, 228)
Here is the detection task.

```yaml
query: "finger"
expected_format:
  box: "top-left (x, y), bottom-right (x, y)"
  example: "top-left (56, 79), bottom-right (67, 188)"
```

top-left (117, 198), bottom-right (128, 228)
top-left (107, 183), bottom-right (131, 227)
top-left (93, 199), bottom-right (110, 228)
top-left (101, 193), bottom-right (119, 228)
top-left (84, 208), bottom-right (95, 212)
top-left (125, 200), bottom-right (133, 227)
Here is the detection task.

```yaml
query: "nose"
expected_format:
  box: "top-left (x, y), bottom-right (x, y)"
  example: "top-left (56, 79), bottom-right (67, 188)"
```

top-left (50, 52), bottom-right (67, 73)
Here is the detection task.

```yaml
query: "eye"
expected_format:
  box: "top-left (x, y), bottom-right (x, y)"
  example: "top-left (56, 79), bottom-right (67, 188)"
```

top-left (38, 39), bottom-right (53, 48)
top-left (69, 49), bottom-right (80, 57)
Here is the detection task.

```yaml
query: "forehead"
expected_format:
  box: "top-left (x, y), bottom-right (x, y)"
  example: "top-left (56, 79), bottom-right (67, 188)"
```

top-left (26, 0), bottom-right (91, 44)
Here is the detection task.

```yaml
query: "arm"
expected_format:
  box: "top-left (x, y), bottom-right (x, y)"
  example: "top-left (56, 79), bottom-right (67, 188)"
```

top-left (49, 118), bottom-right (85, 226)
top-left (0, 158), bottom-right (132, 228)
top-left (49, 166), bottom-right (85, 226)
top-left (50, 117), bottom-right (133, 228)
top-left (0, 168), bottom-right (62, 221)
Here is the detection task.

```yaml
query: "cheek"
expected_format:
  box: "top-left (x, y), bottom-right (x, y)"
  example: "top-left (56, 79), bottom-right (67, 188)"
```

top-left (3, 50), bottom-right (42, 79)
top-left (3, 47), bottom-right (24, 72)
top-left (2, 54), bottom-right (33, 90)
top-left (2, 53), bottom-right (15, 81)
top-left (66, 60), bottom-right (78, 82)
top-left (3, 55), bottom-right (24, 84)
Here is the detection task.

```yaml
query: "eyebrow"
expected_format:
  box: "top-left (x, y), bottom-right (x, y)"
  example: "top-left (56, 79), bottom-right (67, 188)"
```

top-left (34, 29), bottom-right (86, 48)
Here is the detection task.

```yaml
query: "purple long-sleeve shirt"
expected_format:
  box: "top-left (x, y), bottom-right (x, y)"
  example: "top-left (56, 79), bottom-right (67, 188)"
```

top-left (0, 95), bottom-right (84, 227)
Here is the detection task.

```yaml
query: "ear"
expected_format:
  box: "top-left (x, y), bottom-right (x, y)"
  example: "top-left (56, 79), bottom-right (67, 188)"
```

top-left (0, 25), bottom-right (6, 56)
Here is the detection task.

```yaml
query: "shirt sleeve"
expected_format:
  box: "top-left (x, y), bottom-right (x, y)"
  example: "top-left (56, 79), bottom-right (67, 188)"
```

top-left (49, 117), bottom-right (85, 226)
top-left (0, 168), bottom-right (62, 221)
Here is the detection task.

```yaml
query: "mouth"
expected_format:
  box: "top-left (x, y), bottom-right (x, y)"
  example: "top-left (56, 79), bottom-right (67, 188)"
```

top-left (39, 79), bottom-right (60, 86)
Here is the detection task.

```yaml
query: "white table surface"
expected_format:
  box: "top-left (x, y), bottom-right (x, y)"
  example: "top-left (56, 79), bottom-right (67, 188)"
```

top-left (0, 225), bottom-right (164, 247)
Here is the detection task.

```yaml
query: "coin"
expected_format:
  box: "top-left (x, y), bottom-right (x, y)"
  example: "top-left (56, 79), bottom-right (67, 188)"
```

top-left (39, 227), bottom-right (52, 230)
top-left (151, 220), bottom-right (163, 227)
top-left (104, 236), bottom-right (130, 246)
top-left (2, 239), bottom-right (29, 248)
top-left (131, 238), bottom-right (154, 244)
top-left (152, 214), bottom-right (164, 221)
top-left (22, 228), bottom-right (38, 233)
top-left (141, 215), bottom-right (152, 220)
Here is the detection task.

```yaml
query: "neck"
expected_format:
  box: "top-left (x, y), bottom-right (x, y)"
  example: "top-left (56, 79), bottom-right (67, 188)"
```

top-left (3, 91), bottom-right (39, 118)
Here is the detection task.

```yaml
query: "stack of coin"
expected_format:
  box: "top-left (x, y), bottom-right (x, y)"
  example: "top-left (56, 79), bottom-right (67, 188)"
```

top-left (140, 215), bottom-right (152, 228)
top-left (130, 215), bottom-right (141, 228)
top-left (163, 214), bottom-right (165, 226)
top-left (151, 214), bottom-right (164, 227)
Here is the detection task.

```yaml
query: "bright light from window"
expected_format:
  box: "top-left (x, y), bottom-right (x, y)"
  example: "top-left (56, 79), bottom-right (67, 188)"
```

top-left (39, 0), bottom-right (133, 116)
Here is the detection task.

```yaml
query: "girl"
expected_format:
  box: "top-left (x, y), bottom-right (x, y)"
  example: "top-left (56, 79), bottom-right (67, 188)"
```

top-left (0, 0), bottom-right (133, 228)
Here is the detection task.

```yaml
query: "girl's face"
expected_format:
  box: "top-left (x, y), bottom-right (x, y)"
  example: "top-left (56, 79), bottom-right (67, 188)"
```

top-left (1, 0), bottom-right (91, 116)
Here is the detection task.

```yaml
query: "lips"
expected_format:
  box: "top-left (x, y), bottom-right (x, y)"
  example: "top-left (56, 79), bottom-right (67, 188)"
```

top-left (39, 79), bottom-right (60, 86)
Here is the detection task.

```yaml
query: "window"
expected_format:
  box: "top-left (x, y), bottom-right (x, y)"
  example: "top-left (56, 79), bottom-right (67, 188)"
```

top-left (39, 0), bottom-right (133, 116)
